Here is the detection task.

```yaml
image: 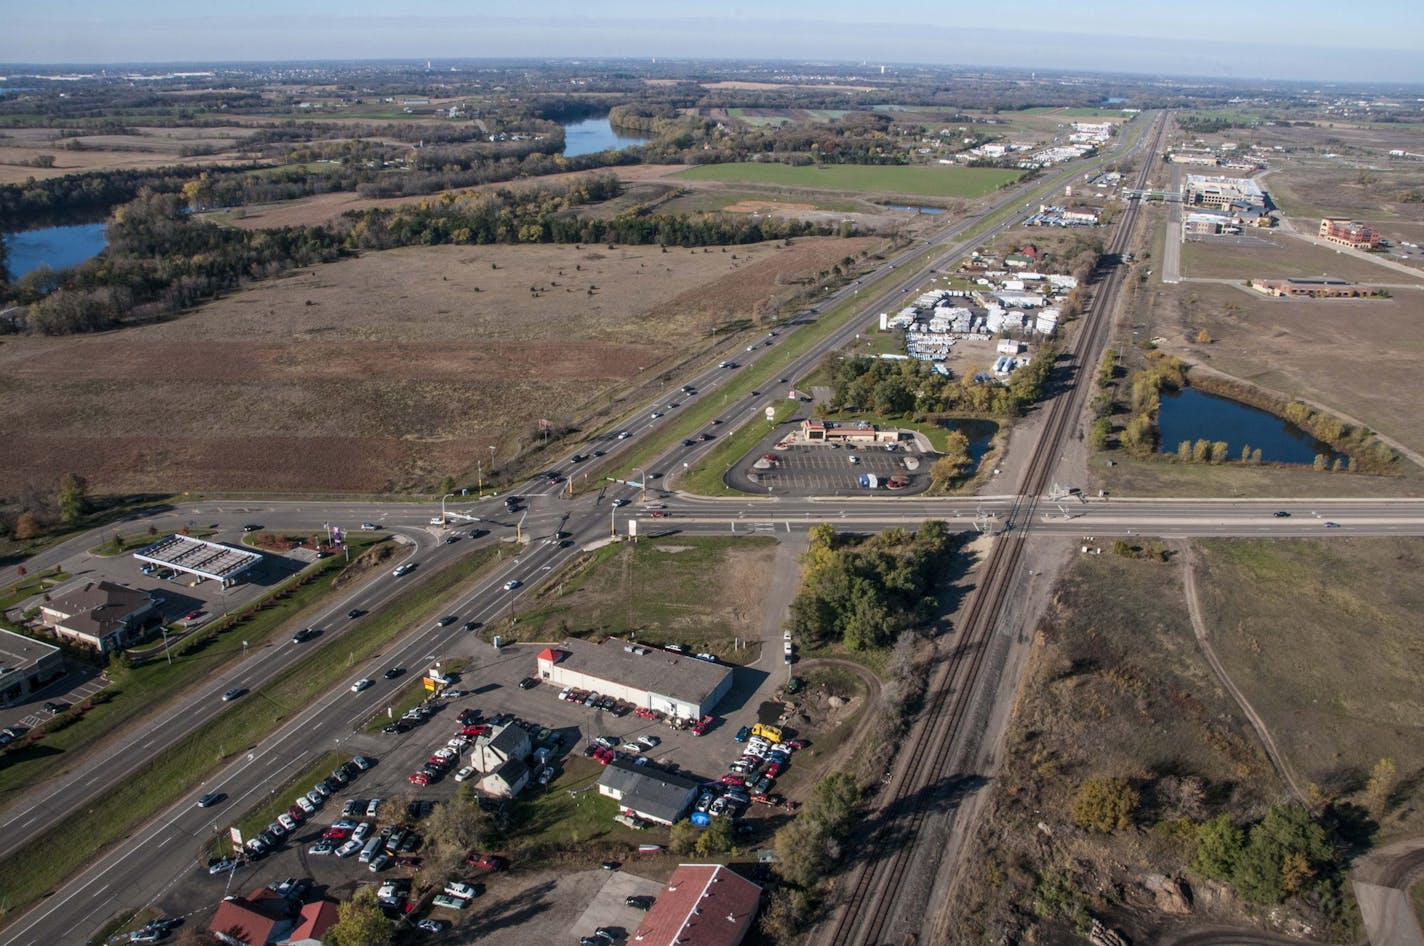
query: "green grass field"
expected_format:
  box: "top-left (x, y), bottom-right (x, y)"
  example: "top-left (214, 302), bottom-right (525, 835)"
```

top-left (682, 399), bottom-right (801, 496)
top-left (673, 163), bottom-right (1022, 198)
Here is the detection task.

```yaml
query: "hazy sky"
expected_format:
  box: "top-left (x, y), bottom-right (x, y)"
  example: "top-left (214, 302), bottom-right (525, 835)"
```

top-left (6, 0), bottom-right (1423, 83)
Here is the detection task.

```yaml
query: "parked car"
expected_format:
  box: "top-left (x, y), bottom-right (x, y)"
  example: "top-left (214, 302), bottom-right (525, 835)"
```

top-left (734, 726), bottom-right (751, 743)
top-left (366, 798), bottom-right (382, 819)
top-left (417, 919), bottom-right (446, 933)
top-left (308, 840), bottom-right (335, 856)
top-left (454, 766), bottom-right (475, 782)
top-left (467, 853), bottom-right (509, 871)
top-left (335, 839), bottom-right (362, 857)
top-left (431, 894), bottom-right (467, 910)
top-left (518, 676), bottom-right (540, 690)
top-left (368, 853), bottom-right (392, 872)
top-left (352, 755), bottom-right (375, 771)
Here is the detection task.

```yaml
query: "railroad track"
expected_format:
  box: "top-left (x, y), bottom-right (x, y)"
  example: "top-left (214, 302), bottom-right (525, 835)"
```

top-left (823, 110), bottom-right (1170, 946)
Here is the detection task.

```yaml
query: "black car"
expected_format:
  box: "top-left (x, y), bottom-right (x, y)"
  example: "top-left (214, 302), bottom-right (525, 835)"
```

top-left (43, 701), bottom-right (67, 715)
top-left (291, 627), bottom-right (316, 643)
top-left (518, 677), bottom-right (540, 690)
top-left (436, 615), bottom-right (457, 627)
top-left (347, 609), bottom-right (362, 620)
top-left (241, 524), bottom-right (261, 533)
top-left (1272, 510), bottom-right (1291, 518)
top-left (196, 792), bottom-right (224, 809)
top-left (462, 620), bottom-right (482, 632)
top-left (383, 667), bottom-right (404, 680)
top-left (625, 895), bottom-right (654, 909)
top-left (383, 722), bottom-right (410, 735)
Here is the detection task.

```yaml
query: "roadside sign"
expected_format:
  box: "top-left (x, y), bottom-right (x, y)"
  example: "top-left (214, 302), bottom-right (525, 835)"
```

top-left (229, 826), bottom-right (244, 849)
top-left (628, 520), bottom-right (638, 538)
top-left (764, 406), bottom-right (775, 421)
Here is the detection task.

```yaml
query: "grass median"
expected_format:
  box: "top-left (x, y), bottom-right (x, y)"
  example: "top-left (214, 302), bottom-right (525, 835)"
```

top-left (682, 400), bottom-right (801, 497)
top-left (0, 544), bottom-right (501, 925)
top-left (0, 536), bottom-right (389, 804)
top-left (205, 751), bottom-right (345, 861)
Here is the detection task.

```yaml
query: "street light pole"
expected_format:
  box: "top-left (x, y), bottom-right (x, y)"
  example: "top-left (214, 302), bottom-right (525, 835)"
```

top-left (440, 492), bottom-right (455, 524)
top-left (476, 460), bottom-right (483, 499)
top-left (632, 468), bottom-right (647, 504)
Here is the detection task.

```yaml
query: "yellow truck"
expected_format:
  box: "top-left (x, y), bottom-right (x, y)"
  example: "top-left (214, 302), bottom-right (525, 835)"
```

top-left (750, 723), bottom-right (783, 744)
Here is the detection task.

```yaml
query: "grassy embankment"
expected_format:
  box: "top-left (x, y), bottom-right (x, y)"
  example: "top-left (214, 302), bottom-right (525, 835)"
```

top-left (0, 544), bottom-right (501, 923)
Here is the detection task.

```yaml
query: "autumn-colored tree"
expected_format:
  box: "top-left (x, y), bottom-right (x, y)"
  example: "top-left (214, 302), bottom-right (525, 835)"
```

top-left (1070, 776), bottom-right (1138, 832)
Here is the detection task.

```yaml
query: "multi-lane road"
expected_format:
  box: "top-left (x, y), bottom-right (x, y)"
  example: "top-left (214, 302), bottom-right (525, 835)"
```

top-left (4, 111), bottom-right (1416, 945)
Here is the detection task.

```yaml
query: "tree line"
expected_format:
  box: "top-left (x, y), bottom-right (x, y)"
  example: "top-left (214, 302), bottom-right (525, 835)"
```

top-left (824, 347), bottom-right (1058, 418)
top-left (787, 522), bottom-right (955, 651)
top-left (3, 173), bottom-right (842, 334)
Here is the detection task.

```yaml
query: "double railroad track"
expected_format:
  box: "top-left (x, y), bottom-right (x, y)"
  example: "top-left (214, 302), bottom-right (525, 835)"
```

top-left (824, 111), bottom-right (1170, 946)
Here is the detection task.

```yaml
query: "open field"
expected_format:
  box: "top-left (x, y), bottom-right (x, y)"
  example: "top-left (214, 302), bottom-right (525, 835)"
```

top-left (0, 124), bottom-right (257, 184)
top-left (954, 550), bottom-right (1285, 944)
top-left (1263, 165), bottom-right (1424, 222)
top-left (673, 162), bottom-right (1022, 198)
top-left (0, 235), bottom-right (880, 494)
top-left (506, 535), bottom-right (776, 656)
top-left (1127, 273), bottom-right (1424, 461)
top-left (1195, 538), bottom-right (1424, 834)
top-left (1180, 236), bottom-right (1424, 283)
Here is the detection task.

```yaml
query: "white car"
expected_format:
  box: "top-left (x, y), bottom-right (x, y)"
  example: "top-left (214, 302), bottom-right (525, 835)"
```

top-left (637, 735), bottom-right (661, 749)
top-left (620, 742), bottom-right (644, 754)
top-left (352, 822), bottom-right (371, 843)
top-left (392, 563), bottom-right (413, 577)
top-left (447, 735), bottom-right (470, 751)
top-left (650, 411), bottom-right (662, 419)
top-left (335, 839), bottom-right (362, 858)
top-left (503, 579), bottom-right (521, 590)
top-left (454, 765), bottom-right (475, 782)
top-left (295, 796), bottom-right (316, 814)
top-left (443, 882), bottom-right (478, 900)
top-left (277, 813), bottom-right (297, 832)
top-left (366, 798), bottom-right (382, 819)
top-left (617, 430), bottom-right (631, 439)
top-left (351, 678), bottom-right (373, 693)
top-left (611, 498), bottom-right (628, 507)
top-left (308, 840), bottom-right (335, 855)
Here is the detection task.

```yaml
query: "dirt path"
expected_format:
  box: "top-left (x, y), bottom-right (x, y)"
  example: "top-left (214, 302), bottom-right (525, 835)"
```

top-left (1178, 542), bottom-right (1308, 804)
top-left (1352, 837), bottom-right (1424, 946)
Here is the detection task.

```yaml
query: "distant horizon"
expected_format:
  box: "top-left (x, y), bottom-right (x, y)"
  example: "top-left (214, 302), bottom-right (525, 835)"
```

top-left (5, 2), bottom-right (1423, 84)
top-left (2, 55), bottom-right (1423, 94)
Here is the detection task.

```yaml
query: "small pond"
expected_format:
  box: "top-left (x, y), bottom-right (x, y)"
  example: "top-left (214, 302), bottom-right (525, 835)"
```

top-left (1157, 387), bottom-right (1342, 464)
top-left (939, 418), bottom-right (998, 468)
top-left (561, 117), bottom-right (649, 157)
top-left (4, 222), bottom-right (108, 281)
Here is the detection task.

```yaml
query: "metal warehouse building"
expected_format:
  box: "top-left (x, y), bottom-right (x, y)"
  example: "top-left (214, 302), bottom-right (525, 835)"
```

top-left (536, 638), bottom-right (733, 720)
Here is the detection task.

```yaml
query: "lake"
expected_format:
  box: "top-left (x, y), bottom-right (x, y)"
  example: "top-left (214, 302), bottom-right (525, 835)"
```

top-left (939, 418), bottom-right (999, 468)
top-left (562, 117), bottom-right (649, 157)
top-left (1157, 387), bottom-right (1340, 464)
top-left (4, 222), bottom-right (108, 281)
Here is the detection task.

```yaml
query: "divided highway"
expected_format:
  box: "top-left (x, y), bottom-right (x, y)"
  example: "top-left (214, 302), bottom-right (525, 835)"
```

top-left (4, 110), bottom-right (1386, 946)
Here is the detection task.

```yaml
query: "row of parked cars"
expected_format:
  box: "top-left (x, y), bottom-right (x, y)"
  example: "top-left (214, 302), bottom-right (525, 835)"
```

top-left (205, 755), bottom-right (376, 873)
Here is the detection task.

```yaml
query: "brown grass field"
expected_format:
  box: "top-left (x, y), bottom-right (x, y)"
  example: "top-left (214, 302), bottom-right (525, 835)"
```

top-left (954, 550), bottom-right (1283, 944)
top-left (0, 236), bottom-right (880, 494)
top-left (1196, 537), bottom-right (1424, 834)
top-left (0, 125), bottom-right (255, 184)
top-left (1180, 236), bottom-right (1424, 283)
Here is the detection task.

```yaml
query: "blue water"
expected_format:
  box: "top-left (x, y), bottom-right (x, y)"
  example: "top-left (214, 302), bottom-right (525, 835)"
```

top-left (561, 117), bottom-right (649, 157)
top-left (885, 204), bottom-right (946, 215)
top-left (1157, 387), bottom-right (1340, 464)
top-left (4, 222), bottom-right (108, 280)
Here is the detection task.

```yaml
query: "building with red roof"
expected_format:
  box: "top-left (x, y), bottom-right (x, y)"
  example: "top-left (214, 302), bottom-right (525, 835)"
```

top-left (631, 863), bottom-right (762, 946)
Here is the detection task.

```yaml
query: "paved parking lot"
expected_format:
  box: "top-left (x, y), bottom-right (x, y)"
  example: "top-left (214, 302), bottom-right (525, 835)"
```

top-left (730, 438), bottom-right (930, 497)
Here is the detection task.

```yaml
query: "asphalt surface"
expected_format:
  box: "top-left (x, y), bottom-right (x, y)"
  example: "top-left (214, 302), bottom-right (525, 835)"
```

top-left (8, 111), bottom-right (1408, 946)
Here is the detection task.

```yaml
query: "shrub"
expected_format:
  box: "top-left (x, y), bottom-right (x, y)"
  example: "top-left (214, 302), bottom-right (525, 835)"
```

top-left (1070, 776), bottom-right (1138, 832)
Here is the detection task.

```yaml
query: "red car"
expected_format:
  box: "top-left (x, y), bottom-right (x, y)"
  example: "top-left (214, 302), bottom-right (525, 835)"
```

top-left (408, 772), bottom-right (430, 786)
top-left (287, 805), bottom-right (307, 822)
top-left (719, 774), bottom-right (746, 787)
top-left (763, 762), bottom-right (782, 778)
top-left (322, 826), bottom-right (351, 841)
top-left (461, 724), bottom-right (490, 737)
top-left (467, 853), bottom-right (509, 871)
top-left (593, 748), bottom-right (616, 765)
top-left (427, 755), bottom-right (452, 768)
top-left (692, 715), bottom-right (714, 736)
top-left (183, 609), bottom-right (203, 620)
top-left (784, 739), bottom-right (809, 750)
